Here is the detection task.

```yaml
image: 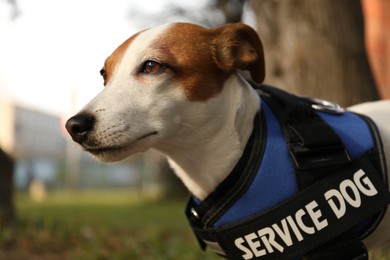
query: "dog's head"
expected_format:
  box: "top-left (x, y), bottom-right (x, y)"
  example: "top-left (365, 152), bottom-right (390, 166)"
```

top-left (65, 23), bottom-right (265, 162)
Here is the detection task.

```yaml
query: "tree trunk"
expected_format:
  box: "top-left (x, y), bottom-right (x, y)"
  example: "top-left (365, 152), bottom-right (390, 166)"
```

top-left (251, 0), bottom-right (379, 107)
top-left (216, 0), bottom-right (246, 23)
top-left (0, 148), bottom-right (15, 226)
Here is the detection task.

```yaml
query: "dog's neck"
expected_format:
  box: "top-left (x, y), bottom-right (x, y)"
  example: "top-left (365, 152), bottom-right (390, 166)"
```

top-left (156, 73), bottom-right (260, 200)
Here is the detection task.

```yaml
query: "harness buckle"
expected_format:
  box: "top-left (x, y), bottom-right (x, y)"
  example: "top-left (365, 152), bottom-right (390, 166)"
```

top-left (289, 142), bottom-right (351, 170)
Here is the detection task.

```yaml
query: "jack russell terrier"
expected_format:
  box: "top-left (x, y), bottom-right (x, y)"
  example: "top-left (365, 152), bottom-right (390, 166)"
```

top-left (66, 23), bottom-right (390, 259)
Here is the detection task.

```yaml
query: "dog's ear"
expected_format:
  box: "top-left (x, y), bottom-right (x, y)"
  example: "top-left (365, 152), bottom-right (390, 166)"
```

top-left (213, 23), bottom-right (265, 84)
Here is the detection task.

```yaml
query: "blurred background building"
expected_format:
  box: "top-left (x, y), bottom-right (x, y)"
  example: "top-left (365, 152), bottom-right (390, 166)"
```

top-left (0, 0), bottom-right (389, 200)
top-left (0, 98), bottom-right (65, 189)
top-left (0, 96), bottom-right (144, 191)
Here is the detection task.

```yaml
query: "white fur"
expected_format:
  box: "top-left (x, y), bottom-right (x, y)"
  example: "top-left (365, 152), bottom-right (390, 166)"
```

top-left (79, 24), bottom-right (260, 199)
top-left (81, 24), bottom-right (185, 160)
top-left (71, 23), bottom-right (390, 250)
top-left (158, 73), bottom-right (259, 199)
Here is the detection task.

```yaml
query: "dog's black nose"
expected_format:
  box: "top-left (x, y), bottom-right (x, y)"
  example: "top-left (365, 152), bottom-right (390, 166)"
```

top-left (65, 113), bottom-right (95, 144)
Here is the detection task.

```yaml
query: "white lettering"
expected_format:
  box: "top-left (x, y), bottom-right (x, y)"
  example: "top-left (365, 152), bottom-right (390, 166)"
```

top-left (325, 169), bottom-right (378, 219)
top-left (258, 227), bottom-right (284, 253)
top-left (306, 201), bottom-right (328, 231)
top-left (234, 237), bottom-right (254, 260)
top-left (325, 189), bottom-right (346, 219)
top-left (233, 169), bottom-right (378, 259)
top-left (286, 215), bottom-right (304, 241)
top-left (245, 233), bottom-right (266, 258)
top-left (340, 179), bottom-right (361, 208)
top-left (272, 219), bottom-right (293, 246)
top-left (354, 169), bottom-right (378, 196)
top-left (295, 209), bottom-right (315, 234)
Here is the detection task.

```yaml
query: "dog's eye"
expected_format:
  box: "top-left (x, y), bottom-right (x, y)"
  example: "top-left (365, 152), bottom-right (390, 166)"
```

top-left (100, 68), bottom-right (107, 79)
top-left (140, 60), bottom-right (164, 74)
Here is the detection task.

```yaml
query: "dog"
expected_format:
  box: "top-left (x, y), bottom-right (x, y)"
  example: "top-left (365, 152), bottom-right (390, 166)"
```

top-left (65, 22), bottom-right (390, 258)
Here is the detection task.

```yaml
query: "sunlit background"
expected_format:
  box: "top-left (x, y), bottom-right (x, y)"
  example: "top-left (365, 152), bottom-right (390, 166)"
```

top-left (0, 1), bottom-right (256, 258)
top-left (0, 0), bottom-right (256, 193)
top-left (0, 0), bottom-right (389, 259)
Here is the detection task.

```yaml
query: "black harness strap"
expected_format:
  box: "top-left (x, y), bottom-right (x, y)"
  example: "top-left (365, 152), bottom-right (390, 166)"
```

top-left (186, 85), bottom-right (390, 260)
top-left (190, 155), bottom-right (389, 260)
top-left (259, 85), bottom-right (369, 259)
top-left (259, 85), bottom-right (351, 173)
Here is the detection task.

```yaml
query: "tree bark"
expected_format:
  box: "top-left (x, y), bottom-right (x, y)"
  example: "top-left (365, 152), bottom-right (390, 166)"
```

top-left (251, 0), bottom-right (379, 107)
top-left (0, 148), bottom-right (15, 226)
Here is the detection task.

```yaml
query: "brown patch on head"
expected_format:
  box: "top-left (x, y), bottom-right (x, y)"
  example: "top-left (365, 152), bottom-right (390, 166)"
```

top-left (101, 32), bottom-right (141, 85)
top-left (149, 23), bottom-right (225, 101)
top-left (150, 23), bottom-right (265, 101)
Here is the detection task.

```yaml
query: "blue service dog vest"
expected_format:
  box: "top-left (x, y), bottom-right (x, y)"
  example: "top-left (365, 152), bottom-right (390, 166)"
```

top-left (186, 85), bottom-right (390, 260)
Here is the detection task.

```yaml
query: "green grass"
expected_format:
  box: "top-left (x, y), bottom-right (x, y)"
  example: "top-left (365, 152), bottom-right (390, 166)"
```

top-left (0, 190), bottom-right (220, 260)
top-left (1, 190), bottom-right (389, 260)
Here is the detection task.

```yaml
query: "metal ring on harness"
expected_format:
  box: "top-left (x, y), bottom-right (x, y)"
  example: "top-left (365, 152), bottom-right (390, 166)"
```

top-left (304, 97), bottom-right (346, 114)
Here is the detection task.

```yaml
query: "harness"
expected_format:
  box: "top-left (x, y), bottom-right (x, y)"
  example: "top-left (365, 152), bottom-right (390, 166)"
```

top-left (186, 85), bottom-right (390, 260)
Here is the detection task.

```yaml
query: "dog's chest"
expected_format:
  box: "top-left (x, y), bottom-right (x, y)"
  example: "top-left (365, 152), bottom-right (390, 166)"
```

top-left (186, 86), bottom-right (390, 259)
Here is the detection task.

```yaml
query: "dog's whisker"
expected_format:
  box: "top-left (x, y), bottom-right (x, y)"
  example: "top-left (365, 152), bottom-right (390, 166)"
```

top-left (178, 122), bottom-right (196, 128)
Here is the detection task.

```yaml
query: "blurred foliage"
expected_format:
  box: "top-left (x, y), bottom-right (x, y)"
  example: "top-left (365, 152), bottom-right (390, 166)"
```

top-left (0, 190), bottom-right (219, 259)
